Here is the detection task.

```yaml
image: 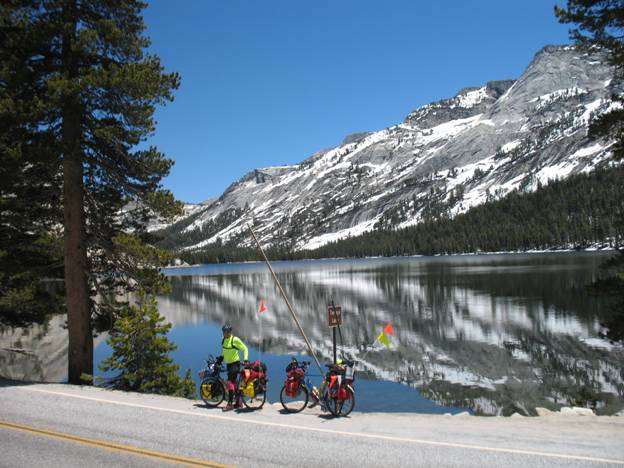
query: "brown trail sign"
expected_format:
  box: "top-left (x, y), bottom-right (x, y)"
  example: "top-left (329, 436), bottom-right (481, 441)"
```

top-left (328, 304), bottom-right (343, 364)
top-left (328, 305), bottom-right (342, 327)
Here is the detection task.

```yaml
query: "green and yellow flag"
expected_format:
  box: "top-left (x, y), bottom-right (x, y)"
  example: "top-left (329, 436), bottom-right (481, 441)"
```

top-left (377, 330), bottom-right (391, 348)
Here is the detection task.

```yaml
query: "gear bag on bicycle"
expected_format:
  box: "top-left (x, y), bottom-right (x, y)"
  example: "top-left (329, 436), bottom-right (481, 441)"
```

top-left (248, 360), bottom-right (268, 381)
top-left (240, 360), bottom-right (268, 397)
top-left (284, 366), bottom-right (305, 397)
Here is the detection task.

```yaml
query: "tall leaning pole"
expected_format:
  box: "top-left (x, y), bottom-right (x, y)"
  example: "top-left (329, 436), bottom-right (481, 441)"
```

top-left (247, 224), bottom-right (324, 376)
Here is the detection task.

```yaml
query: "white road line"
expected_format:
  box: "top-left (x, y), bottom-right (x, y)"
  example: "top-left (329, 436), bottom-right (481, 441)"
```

top-left (20, 386), bottom-right (624, 465)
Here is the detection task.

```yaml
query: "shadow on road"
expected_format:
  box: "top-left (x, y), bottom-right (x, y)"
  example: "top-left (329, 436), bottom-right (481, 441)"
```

top-left (193, 402), bottom-right (220, 411)
top-left (234, 407), bottom-right (258, 414)
top-left (192, 402), bottom-right (264, 414)
top-left (0, 377), bottom-right (52, 388)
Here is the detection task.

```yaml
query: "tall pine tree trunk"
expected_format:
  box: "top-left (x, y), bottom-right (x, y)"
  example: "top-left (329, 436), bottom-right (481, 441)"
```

top-left (62, 1), bottom-right (92, 384)
top-left (63, 116), bottom-right (92, 384)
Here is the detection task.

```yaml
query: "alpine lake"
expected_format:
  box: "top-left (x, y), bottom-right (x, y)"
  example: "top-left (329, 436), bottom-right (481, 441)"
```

top-left (2, 251), bottom-right (623, 416)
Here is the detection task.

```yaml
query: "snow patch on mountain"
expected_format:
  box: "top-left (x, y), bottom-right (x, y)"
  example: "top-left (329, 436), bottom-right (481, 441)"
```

top-left (299, 217), bottom-right (381, 250)
top-left (456, 86), bottom-right (488, 108)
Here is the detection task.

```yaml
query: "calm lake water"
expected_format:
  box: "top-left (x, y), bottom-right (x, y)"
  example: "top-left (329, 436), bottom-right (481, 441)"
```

top-left (98, 251), bottom-right (623, 415)
top-left (2, 251), bottom-right (622, 415)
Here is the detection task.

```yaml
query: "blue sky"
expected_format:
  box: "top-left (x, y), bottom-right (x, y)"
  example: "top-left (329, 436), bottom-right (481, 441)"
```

top-left (143, 1), bottom-right (571, 203)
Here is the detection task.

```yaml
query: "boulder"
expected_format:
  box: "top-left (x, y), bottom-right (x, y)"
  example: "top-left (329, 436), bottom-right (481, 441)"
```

top-left (535, 407), bottom-right (554, 417)
top-left (560, 406), bottom-right (595, 416)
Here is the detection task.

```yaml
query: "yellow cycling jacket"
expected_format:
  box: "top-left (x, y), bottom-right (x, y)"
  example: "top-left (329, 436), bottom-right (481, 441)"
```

top-left (222, 335), bottom-right (248, 364)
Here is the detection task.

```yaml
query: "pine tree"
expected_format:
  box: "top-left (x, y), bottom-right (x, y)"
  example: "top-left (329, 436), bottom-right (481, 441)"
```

top-left (555, 1), bottom-right (624, 161)
top-left (180, 368), bottom-right (197, 400)
top-left (99, 292), bottom-right (195, 397)
top-left (0, 1), bottom-right (182, 382)
top-left (0, 0), bottom-right (65, 326)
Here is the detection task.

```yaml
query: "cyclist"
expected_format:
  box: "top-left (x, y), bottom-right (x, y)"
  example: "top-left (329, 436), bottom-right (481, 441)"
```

top-left (220, 324), bottom-right (249, 411)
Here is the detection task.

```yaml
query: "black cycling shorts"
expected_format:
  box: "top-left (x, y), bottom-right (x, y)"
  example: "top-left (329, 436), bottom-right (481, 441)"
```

top-left (226, 361), bottom-right (240, 383)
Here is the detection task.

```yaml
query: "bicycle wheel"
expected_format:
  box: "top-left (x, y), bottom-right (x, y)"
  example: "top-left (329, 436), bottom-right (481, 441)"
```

top-left (241, 379), bottom-right (266, 410)
top-left (327, 385), bottom-right (355, 417)
top-left (279, 383), bottom-right (309, 413)
top-left (200, 377), bottom-right (225, 408)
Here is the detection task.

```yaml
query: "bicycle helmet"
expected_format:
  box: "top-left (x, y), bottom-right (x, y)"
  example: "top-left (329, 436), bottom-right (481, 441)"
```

top-left (222, 324), bottom-right (232, 332)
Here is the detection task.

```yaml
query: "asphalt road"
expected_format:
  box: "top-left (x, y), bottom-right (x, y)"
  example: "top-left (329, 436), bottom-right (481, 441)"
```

top-left (1, 380), bottom-right (623, 468)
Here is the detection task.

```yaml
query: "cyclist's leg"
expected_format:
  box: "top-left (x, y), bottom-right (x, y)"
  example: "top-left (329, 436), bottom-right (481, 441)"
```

top-left (234, 371), bottom-right (244, 407)
top-left (226, 361), bottom-right (240, 405)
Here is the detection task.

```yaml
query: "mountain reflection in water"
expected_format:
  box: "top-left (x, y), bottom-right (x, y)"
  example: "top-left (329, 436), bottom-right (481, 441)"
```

top-left (3, 252), bottom-right (622, 415)
top-left (159, 252), bottom-right (623, 415)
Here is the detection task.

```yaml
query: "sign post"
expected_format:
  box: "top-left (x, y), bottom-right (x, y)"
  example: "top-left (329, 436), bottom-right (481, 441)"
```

top-left (328, 304), bottom-right (342, 364)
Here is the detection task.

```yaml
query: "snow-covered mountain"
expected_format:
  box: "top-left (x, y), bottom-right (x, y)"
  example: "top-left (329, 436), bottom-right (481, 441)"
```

top-left (164, 45), bottom-right (621, 251)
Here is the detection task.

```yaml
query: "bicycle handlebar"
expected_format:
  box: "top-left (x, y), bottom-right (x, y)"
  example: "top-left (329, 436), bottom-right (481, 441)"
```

top-left (288, 357), bottom-right (312, 369)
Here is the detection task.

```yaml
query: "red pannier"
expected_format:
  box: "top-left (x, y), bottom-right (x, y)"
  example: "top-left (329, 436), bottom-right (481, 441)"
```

top-left (284, 378), bottom-right (300, 397)
top-left (337, 386), bottom-right (351, 401)
top-left (283, 368), bottom-right (304, 397)
top-left (244, 369), bottom-right (262, 381)
top-left (246, 361), bottom-right (267, 382)
top-left (287, 368), bottom-right (305, 380)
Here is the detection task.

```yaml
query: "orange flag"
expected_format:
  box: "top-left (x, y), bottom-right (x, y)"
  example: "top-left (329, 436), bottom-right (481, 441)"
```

top-left (258, 300), bottom-right (267, 314)
top-left (384, 323), bottom-right (394, 336)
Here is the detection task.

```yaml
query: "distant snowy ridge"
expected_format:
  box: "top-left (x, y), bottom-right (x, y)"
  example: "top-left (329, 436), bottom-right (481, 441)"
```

top-left (147, 202), bottom-right (206, 232)
top-left (160, 45), bottom-right (622, 251)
